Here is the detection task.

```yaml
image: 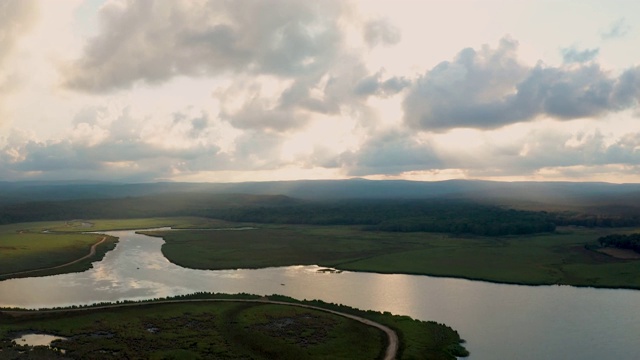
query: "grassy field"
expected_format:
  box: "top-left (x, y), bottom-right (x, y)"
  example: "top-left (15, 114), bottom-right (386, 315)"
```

top-left (0, 221), bottom-right (117, 279)
top-left (147, 224), bottom-right (640, 289)
top-left (0, 294), bottom-right (468, 359)
top-left (0, 218), bottom-right (238, 279)
top-left (4, 216), bottom-right (640, 288)
top-left (48, 217), bottom-right (236, 232)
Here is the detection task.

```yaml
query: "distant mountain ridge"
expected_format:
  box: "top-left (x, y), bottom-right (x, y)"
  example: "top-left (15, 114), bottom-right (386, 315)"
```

top-left (2, 179), bottom-right (640, 214)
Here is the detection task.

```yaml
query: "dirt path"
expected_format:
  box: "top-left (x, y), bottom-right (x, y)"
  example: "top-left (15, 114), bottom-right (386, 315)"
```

top-left (0, 236), bottom-right (108, 278)
top-left (1, 298), bottom-right (399, 360)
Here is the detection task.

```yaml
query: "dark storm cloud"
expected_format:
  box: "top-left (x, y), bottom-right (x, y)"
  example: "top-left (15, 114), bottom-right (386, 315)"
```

top-left (64, 0), bottom-right (345, 92)
top-left (363, 18), bottom-right (401, 47)
top-left (561, 47), bottom-right (599, 63)
top-left (403, 38), bottom-right (640, 131)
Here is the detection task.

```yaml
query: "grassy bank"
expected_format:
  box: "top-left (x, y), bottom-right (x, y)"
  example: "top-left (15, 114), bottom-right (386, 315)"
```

top-left (0, 293), bottom-right (468, 359)
top-left (0, 218), bottom-right (236, 279)
top-left (147, 224), bottom-right (640, 289)
top-left (0, 221), bottom-right (118, 279)
top-left (4, 217), bottom-right (640, 288)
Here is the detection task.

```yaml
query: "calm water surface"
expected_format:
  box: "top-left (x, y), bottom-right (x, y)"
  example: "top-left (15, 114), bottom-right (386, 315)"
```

top-left (1, 229), bottom-right (639, 359)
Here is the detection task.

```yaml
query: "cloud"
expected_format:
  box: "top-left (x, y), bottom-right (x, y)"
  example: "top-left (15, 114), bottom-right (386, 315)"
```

top-left (0, 107), bottom-right (225, 181)
top-left (0, 0), bottom-right (37, 66)
top-left (64, 0), bottom-right (346, 92)
top-left (363, 18), bottom-right (401, 47)
top-left (338, 131), bottom-right (442, 176)
top-left (0, 0), bottom-right (38, 121)
top-left (403, 37), bottom-right (640, 131)
top-left (64, 1), bottom-right (400, 134)
top-left (0, 105), bottom-right (311, 181)
top-left (601, 18), bottom-right (631, 39)
top-left (449, 129), bottom-right (640, 178)
top-left (561, 47), bottom-right (599, 64)
top-left (354, 71), bottom-right (410, 97)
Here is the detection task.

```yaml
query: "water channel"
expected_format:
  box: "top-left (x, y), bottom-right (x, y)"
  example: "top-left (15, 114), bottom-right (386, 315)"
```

top-left (1, 229), bottom-right (639, 359)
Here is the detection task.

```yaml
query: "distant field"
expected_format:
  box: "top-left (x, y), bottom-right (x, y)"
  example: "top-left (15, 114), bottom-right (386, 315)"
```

top-left (0, 221), bottom-right (117, 279)
top-left (147, 225), bottom-right (640, 289)
top-left (51, 217), bottom-right (236, 232)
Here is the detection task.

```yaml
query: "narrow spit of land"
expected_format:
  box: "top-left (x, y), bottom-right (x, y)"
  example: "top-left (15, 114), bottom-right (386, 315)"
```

top-left (0, 236), bottom-right (107, 279)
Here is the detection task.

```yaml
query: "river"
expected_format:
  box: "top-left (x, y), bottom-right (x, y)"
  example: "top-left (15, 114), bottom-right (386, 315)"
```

top-left (1, 229), bottom-right (639, 359)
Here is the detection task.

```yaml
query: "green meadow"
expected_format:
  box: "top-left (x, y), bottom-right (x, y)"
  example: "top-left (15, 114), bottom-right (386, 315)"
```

top-left (0, 218), bottom-right (234, 279)
top-left (2, 217), bottom-right (640, 288)
top-left (147, 224), bottom-right (640, 289)
top-left (0, 221), bottom-right (116, 279)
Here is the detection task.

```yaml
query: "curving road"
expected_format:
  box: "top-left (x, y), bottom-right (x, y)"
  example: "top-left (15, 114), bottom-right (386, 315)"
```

top-left (0, 236), bottom-right (107, 278)
top-left (2, 298), bottom-right (399, 360)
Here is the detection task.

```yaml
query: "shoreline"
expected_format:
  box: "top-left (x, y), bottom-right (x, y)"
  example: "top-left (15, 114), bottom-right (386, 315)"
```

top-left (3, 224), bottom-right (640, 291)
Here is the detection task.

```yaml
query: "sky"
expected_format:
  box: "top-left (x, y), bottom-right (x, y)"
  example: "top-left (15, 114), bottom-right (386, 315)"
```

top-left (1, 0), bottom-right (640, 183)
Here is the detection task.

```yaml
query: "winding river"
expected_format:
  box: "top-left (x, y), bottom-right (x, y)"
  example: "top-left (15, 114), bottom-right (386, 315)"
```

top-left (1, 229), bottom-right (640, 359)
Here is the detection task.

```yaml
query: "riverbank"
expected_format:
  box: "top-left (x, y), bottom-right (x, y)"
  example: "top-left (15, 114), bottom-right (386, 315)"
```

top-left (146, 223), bottom-right (640, 290)
top-left (3, 217), bottom-right (640, 289)
top-left (0, 218), bottom-right (233, 280)
top-left (0, 221), bottom-right (119, 280)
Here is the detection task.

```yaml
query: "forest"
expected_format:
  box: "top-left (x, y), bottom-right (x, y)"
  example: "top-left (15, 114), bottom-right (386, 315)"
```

top-left (0, 195), bottom-right (557, 236)
top-left (205, 200), bottom-right (557, 236)
top-left (1, 181), bottom-right (640, 236)
top-left (598, 233), bottom-right (640, 253)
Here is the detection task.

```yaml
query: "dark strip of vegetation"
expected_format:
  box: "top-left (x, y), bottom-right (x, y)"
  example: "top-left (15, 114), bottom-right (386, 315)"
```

top-left (203, 200), bottom-right (556, 236)
top-left (550, 213), bottom-right (640, 228)
top-left (598, 233), bottom-right (640, 253)
top-left (0, 194), bottom-right (556, 236)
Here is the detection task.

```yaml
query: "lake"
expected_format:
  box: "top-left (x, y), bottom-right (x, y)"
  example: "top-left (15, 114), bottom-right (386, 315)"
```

top-left (1, 229), bottom-right (639, 359)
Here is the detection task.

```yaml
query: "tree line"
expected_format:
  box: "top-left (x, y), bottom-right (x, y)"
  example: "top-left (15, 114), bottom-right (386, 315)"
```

top-left (204, 200), bottom-right (557, 236)
top-left (598, 233), bottom-right (640, 253)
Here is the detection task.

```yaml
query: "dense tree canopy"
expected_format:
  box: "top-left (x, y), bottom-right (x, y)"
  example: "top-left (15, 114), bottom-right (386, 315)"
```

top-left (598, 234), bottom-right (640, 253)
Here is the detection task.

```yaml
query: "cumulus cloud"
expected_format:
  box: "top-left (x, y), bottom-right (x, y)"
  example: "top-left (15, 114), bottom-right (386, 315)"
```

top-left (64, 0), bottom-right (346, 92)
top-left (363, 18), bottom-right (401, 47)
top-left (354, 71), bottom-right (410, 97)
top-left (447, 129), bottom-right (640, 178)
top-left (338, 131), bottom-right (442, 176)
top-left (64, 0), bottom-right (401, 134)
top-left (561, 46), bottom-right (599, 64)
top-left (0, 105), bottom-right (310, 181)
top-left (403, 37), bottom-right (640, 131)
top-left (0, 108), bottom-right (226, 181)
